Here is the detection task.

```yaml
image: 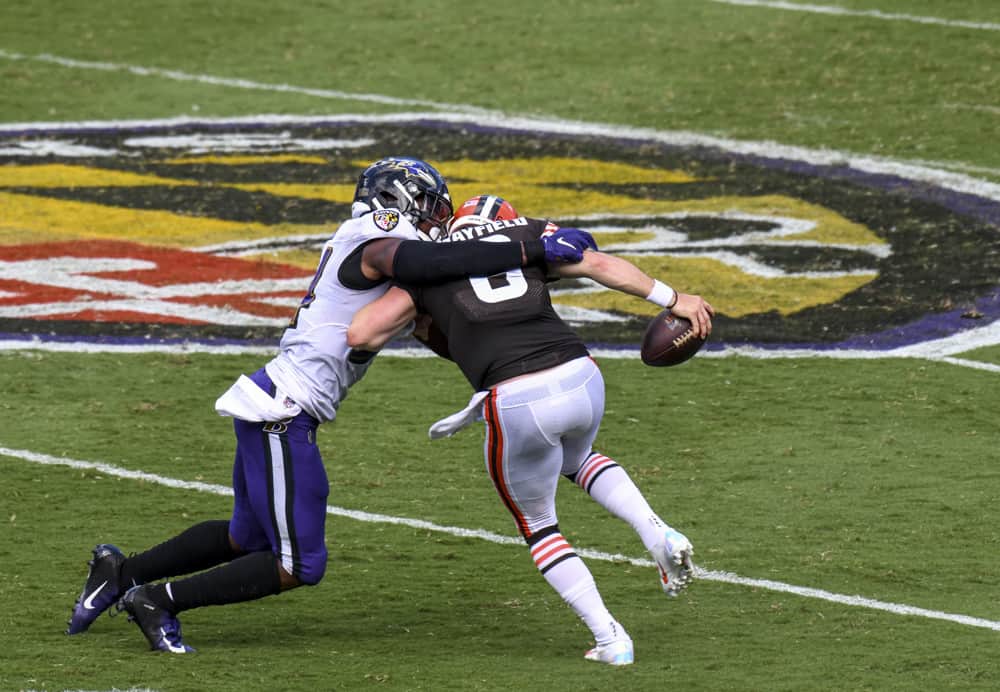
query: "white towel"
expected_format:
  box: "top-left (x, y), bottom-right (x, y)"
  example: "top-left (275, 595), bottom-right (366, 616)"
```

top-left (215, 375), bottom-right (303, 422)
top-left (428, 391), bottom-right (489, 439)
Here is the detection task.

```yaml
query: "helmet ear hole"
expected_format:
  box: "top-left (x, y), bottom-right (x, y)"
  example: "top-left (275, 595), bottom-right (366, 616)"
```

top-left (374, 190), bottom-right (397, 209)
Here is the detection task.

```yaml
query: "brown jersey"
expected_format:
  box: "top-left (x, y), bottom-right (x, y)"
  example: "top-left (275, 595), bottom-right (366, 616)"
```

top-left (401, 217), bottom-right (589, 390)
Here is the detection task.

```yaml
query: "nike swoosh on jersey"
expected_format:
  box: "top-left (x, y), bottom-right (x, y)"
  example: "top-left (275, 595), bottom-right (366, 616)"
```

top-left (82, 580), bottom-right (108, 610)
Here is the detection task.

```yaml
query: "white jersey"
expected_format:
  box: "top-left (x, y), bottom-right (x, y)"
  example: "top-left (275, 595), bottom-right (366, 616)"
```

top-left (263, 210), bottom-right (419, 422)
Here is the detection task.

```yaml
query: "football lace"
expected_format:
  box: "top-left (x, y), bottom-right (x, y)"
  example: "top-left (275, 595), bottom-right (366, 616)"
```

top-left (672, 330), bottom-right (696, 347)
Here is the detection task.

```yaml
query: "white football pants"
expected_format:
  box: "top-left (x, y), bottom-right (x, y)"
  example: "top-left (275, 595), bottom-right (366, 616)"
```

top-left (482, 356), bottom-right (603, 538)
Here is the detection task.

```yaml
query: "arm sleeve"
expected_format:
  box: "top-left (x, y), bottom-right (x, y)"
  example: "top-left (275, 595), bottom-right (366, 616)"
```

top-left (391, 239), bottom-right (544, 285)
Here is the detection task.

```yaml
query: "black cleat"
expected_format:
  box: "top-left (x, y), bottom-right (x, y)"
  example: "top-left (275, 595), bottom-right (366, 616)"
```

top-left (116, 585), bottom-right (194, 653)
top-left (66, 544), bottom-right (128, 635)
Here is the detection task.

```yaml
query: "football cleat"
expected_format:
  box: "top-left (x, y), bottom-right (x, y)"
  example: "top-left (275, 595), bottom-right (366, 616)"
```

top-left (115, 585), bottom-right (194, 654)
top-left (584, 637), bottom-right (635, 666)
top-left (66, 543), bottom-right (129, 635)
top-left (651, 527), bottom-right (695, 597)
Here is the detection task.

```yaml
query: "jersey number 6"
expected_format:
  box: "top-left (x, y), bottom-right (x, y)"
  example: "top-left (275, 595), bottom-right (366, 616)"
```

top-left (470, 235), bottom-right (528, 304)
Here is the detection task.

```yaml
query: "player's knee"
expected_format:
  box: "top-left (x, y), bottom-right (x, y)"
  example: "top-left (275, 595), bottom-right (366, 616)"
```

top-left (294, 548), bottom-right (328, 586)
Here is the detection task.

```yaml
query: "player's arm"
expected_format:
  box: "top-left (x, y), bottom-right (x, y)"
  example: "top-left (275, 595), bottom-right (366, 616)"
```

top-left (346, 286), bottom-right (419, 351)
top-left (358, 236), bottom-right (535, 283)
top-left (555, 250), bottom-right (715, 337)
top-left (359, 227), bottom-right (595, 284)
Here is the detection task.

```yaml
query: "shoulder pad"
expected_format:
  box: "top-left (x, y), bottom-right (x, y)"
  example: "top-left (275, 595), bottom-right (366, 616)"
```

top-left (334, 212), bottom-right (420, 244)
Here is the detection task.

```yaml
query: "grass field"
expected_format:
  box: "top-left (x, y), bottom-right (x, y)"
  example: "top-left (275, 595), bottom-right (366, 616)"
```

top-left (2, 2), bottom-right (999, 691)
top-left (3, 353), bottom-right (999, 691)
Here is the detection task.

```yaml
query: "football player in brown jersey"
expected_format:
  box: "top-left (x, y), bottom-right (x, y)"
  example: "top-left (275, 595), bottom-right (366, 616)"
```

top-left (348, 195), bottom-right (713, 665)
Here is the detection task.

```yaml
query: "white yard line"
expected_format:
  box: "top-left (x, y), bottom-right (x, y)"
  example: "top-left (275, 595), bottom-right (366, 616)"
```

top-left (0, 52), bottom-right (997, 204)
top-left (0, 49), bottom-right (494, 113)
top-left (0, 43), bottom-right (999, 205)
top-left (709, 0), bottom-right (1000, 31)
top-left (3, 336), bottom-right (998, 372)
top-left (4, 444), bottom-right (1000, 633)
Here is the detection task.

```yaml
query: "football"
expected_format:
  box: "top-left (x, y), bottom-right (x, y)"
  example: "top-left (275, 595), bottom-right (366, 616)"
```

top-left (640, 309), bottom-right (707, 367)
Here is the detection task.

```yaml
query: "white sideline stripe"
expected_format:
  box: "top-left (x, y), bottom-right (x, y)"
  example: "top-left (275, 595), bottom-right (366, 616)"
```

top-left (709, 0), bottom-right (1000, 31)
top-left (0, 50), bottom-right (495, 114)
top-left (938, 357), bottom-right (1000, 373)
top-left (4, 444), bottom-right (1000, 633)
top-left (3, 339), bottom-right (999, 373)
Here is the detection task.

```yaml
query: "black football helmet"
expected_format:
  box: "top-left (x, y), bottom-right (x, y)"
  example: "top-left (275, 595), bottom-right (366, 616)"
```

top-left (353, 157), bottom-right (453, 239)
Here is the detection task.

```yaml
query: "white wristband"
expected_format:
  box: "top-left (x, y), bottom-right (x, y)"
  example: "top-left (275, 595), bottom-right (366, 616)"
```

top-left (645, 280), bottom-right (677, 308)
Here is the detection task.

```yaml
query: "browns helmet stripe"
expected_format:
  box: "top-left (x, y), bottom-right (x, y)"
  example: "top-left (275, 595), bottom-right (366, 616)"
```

top-left (476, 195), bottom-right (500, 219)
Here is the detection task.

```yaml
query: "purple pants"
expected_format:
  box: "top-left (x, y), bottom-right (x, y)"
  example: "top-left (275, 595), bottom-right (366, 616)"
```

top-left (228, 368), bottom-right (328, 585)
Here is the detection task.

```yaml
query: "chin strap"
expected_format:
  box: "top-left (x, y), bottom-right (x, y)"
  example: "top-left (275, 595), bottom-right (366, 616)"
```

top-left (416, 226), bottom-right (444, 242)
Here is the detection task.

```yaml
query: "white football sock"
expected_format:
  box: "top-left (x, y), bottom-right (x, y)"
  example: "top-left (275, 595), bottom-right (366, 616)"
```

top-left (530, 531), bottom-right (621, 645)
top-left (573, 452), bottom-right (667, 551)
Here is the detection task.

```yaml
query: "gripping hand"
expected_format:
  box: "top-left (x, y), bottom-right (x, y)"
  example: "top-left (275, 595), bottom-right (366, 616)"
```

top-left (541, 228), bottom-right (598, 264)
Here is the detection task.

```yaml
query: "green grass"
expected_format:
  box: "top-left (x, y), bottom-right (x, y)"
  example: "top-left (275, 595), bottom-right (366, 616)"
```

top-left (1, 2), bottom-right (999, 689)
top-left (957, 344), bottom-right (1000, 365)
top-left (1, 1), bottom-right (999, 175)
top-left (8, 452), bottom-right (998, 692)
top-left (2, 352), bottom-right (999, 690)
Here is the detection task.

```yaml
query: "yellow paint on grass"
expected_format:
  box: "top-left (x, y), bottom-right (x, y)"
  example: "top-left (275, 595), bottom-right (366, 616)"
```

top-left (0, 155), bottom-right (885, 317)
top-left (235, 248), bottom-right (326, 269)
top-left (653, 195), bottom-right (884, 247)
top-left (0, 191), bottom-right (327, 247)
top-left (433, 158), bottom-right (884, 249)
top-left (553, 254), bottom-right (875, 318)
top-left (0, 163), bottom-right (197, 189)
top-left (432, 157), bottom-right (701, 186)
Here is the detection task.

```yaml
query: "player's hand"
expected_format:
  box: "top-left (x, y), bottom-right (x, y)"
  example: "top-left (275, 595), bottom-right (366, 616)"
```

top-left (671, 293), bottom-right (714, 339)
top-left (542, 228), bottom-right (598, 264)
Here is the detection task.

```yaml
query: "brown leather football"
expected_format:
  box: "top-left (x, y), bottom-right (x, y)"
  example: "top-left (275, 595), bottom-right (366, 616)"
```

top-left (640, 309), bottom-right (706, 367)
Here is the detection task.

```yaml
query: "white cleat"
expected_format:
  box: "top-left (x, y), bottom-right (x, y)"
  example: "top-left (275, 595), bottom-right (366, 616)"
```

top-left (584, 637), bottom-right (634, 666)
top-left (651, 527), bottom-right (694, 597)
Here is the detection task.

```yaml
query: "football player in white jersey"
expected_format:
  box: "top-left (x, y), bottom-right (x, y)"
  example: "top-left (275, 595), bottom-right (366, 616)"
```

top-left (66, 160), bottom-right (598, 653)
top-left (347, 194), bottom-right (712, 665)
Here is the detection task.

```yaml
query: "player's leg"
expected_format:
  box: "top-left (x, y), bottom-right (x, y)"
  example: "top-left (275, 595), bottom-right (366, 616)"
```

top-left (118, 450), bottom-right (251, 585)
top-left (561, 366), bottom-right (694, 596)
top-left (118, 407), bottom-right (328, 652)
top-left (485, 359), bottom-right (632, 665)
top-left (67, 447), bottom-right (246, 635)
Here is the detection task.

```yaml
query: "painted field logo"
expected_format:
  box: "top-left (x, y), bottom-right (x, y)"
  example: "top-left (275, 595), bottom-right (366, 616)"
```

top-left (0, 116), bottom-right (997, 348)
top-left (0, 240), bottom-right (311, 327)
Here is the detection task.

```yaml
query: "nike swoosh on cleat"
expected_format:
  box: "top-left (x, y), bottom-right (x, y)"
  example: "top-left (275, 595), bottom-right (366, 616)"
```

top-left (82, 580), bottom-right (108, 610)
top-left (161, 627), bottom-right (189, 653)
